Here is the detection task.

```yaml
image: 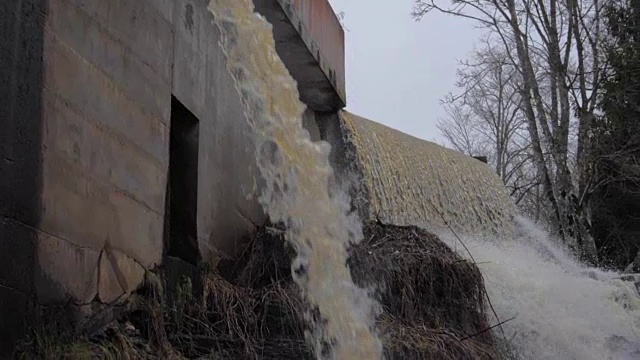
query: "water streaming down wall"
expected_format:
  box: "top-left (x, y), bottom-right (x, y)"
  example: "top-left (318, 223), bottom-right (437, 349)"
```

top-left (338, 111), bottom-right (515, 236)
top-left (207, 1), bottom-right (382, 359)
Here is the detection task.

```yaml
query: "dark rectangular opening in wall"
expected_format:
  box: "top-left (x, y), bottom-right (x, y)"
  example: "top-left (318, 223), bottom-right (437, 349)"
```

top-left (165, 96), bottom-right (201, 265)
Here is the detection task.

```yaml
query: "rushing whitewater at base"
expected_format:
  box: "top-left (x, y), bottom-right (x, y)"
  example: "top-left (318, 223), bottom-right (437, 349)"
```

top-left (437, 216), bottom-right (640, 360)
top-left (207, 0), bottom-right (382, 359)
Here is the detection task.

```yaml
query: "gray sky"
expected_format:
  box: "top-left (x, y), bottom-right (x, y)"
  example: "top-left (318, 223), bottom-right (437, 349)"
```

top-left (327, 0), bottom-right (480, 144)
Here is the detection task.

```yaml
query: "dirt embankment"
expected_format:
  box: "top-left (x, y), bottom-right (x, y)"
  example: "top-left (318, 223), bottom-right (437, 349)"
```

top-left (16, 222), bottom-right (498, 360)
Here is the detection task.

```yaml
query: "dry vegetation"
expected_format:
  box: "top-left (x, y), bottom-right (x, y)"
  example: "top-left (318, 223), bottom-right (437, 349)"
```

top-left (15, 221), bottom-right (500, 359)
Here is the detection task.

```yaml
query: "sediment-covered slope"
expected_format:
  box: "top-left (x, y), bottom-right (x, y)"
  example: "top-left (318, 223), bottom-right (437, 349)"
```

top-left (339, 111), bottom-right (515, 235)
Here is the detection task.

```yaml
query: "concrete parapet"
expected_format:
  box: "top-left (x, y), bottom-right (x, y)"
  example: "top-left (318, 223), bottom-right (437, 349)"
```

top-left (253, 0), bottom-right (346, 111)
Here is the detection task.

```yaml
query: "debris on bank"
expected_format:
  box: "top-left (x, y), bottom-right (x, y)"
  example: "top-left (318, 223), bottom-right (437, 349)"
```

top-left (351, 222), bottom-right (496, 359)
top-left (16, 222), bottom-right (498, 360)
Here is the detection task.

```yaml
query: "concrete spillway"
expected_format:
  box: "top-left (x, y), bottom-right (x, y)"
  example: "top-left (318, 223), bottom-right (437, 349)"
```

top-left (335, 111), bottom-right (515, 236)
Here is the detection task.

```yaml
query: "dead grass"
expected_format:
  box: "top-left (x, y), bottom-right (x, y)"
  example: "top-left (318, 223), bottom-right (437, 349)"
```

top-left (14, 221), bottom-right (500, 359)
top-left (351, 221), bottom-right (498, 359)
top-left (351, 222), bottom-right (493, 338)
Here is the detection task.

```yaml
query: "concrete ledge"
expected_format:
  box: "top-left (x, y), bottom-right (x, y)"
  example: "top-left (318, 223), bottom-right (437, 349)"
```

top-left (254, 0), bottom-right (345, 111)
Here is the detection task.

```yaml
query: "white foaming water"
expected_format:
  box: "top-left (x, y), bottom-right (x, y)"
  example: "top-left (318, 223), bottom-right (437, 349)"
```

top-left (437, 216), bottom-right (640, 360)
top-left (207, 1), bottom-right (382, 359)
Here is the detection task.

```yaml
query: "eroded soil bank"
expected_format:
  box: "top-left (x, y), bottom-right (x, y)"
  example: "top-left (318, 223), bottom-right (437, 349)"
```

top-left (15, 222), bottom-right (498, 360)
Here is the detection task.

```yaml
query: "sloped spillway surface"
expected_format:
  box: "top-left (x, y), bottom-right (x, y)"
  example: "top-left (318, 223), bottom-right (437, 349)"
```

top-left (339, 111), bottom-right (515, 236)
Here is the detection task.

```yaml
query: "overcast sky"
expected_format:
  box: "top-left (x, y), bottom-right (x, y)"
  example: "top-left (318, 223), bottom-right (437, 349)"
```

top-left (326, 0), bottom-right (480, 144)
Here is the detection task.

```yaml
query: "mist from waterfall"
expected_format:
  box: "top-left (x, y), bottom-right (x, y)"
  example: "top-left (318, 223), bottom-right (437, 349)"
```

top-left (436, 216), bottom-right (640, 360)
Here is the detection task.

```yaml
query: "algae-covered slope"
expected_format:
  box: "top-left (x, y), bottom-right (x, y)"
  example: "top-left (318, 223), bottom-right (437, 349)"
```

top-left (339, 111), bottom-right (515, 235)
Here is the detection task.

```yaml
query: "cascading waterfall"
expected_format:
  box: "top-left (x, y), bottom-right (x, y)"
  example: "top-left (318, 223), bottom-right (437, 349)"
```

top-left (207, 1), bottom-right (640, 360)
top-left (207, 1), bottom-right (383, 359)
top-left (436, 216), bottom-right (640, 360)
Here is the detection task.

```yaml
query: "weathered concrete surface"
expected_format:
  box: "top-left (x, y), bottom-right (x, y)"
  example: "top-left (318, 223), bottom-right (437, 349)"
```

top-left (333, 111), bottom-right (516, 235)
top-left (288, 0), bottom-right (345, 100)
top-left (34, 0), bottom-right (273, 301)
top-left (1, 2), bottom-right (351, 350)
top-left (0, 0), bottom-right (272, 353)
top-left (38, 0), bottom-right (172, 313)
top-left (170, 0), bottom-right (267, 263)
top-left (97, 248), bottom-right (145, 304)
top-left (302, 108), bottom-right (322, 141)
top-left (0, 0), bottom-right (354, 354)
top-left (253, 0), bottom-right (345, 111)
top-left (0, 0), bottom-right (47, 354)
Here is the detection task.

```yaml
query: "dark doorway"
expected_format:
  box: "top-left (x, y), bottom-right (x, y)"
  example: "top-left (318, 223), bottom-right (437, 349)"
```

top-left (164, 96), bottom-right (201, 265)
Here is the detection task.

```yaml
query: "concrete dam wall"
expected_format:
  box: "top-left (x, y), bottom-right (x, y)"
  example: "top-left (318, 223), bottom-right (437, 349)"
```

top-left (335, 112), bottom-right (515, 235)
top-left (0, 0), bottom-right (515, 354)
top-left (1, 0), bottom-right (270, 352)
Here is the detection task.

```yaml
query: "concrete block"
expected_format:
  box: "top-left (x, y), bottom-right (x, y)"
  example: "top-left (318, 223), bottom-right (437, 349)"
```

top-left (47, 0), bottom-right (172, 122)
top-left (200, 207), bottom-right (261, 260)
top-left (67, 0), bottom-right (173, 82)
top-left (145, 0), bottom-right (175, 24)
top-left (97, 248), bottom-right (144, 304)
top-left (197, 121), bottom-right (265, 259)
top-left (172, 0), bottom-right (209, 117)
top-left (171, 0), bottom-right (267, 262)
top-left (174, 0), bottom-right (205, 51)
top-left (44, 33), bottom-right (169, 164)
top-left (109, 248), bottom-right (145, 293)
top-left (35, 231), bottom-right (100, 304)
top-left (108, 191), bottom-right (163, 269)
top-left (172, 39), bottom-right (207, 118)
top-left (38, 148), bottom-right (163, 273)
top-left (41, 163), bottom-right (163, 268)
top-left (253, 0), bottom-right (345, 110)
top-left (302, 108), bottom-right (321, 141)
top-left (0, 0), bottom-right (45, 353)
top-left (0, 0), bottom-right (46, 228)
top-left (40, 152), bottom-right (114, 251)
top-left (44, 94), bottom-right (167, 213)
top-left (316, 112), bottom-right (361, 207)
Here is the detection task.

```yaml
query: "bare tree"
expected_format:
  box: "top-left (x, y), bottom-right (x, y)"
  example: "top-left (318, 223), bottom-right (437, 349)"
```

top-left (438, 41), bottom-right (542, 214)
top-left (414, 0), bottom-right (605, 264)
top-left (437, 99), bottom-right (491, 157)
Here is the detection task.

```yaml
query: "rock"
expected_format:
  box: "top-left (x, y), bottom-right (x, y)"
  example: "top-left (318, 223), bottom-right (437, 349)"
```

top-left (98, 248), bottom-right (146, 304)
